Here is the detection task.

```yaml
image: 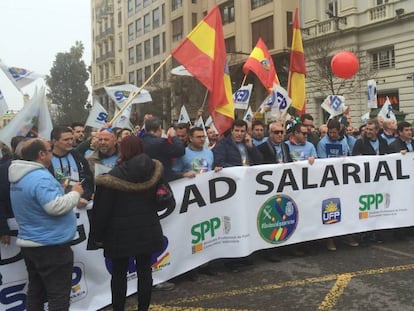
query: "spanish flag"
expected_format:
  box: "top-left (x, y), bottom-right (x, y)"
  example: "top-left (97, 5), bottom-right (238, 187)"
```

top-left (243, 37), bottom-right (280, 92)
top-left (172, 6), bottom-right (234, 134)
top-left (288, 8), bottom-right (306, 112)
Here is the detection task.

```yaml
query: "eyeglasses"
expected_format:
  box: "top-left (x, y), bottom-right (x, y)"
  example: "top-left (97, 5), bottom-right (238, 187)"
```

top-left (271, 130), bottom-right (284, 135)
top-left (194, 135), bottom-right (206, 139)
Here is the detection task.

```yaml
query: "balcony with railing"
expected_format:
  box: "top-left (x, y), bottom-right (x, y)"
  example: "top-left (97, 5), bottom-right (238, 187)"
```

top-left (95, 50), bottom-right (115, 64)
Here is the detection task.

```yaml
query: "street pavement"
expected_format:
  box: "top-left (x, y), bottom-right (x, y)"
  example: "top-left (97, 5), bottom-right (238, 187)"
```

top-left (100, 231), bottom-right (414, 311)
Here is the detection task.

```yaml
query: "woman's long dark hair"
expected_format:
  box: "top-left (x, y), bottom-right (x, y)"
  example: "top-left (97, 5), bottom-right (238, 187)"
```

top-left (118, 135), bottom-right (144, 164)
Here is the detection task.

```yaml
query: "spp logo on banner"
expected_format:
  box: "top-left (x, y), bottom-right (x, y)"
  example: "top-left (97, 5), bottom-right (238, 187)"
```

top-left (191, 216), bottom-right (231, 254)
top-left (322, 198), bottom-right (341, 225)
top-left (359, 193), bottom-right (390, 219)
top-left (257, 194), bottom-right (298, 244)
top-left (0, 281), bottom-right (27, 311)
top-left (70, 263), bottom-right (88, 303)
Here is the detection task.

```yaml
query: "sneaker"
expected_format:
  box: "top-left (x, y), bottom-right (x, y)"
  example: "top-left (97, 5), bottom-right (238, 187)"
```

top-left (326, 239), bottom-right (336, 251)
top-left (153, 281), bottom-right (175, 291)
top-left (343, 236), bottom-right (359, 247)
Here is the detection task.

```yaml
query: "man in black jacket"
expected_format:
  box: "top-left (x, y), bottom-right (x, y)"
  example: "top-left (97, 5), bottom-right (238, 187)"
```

top-left (389, 121), bottom-right (414, 154)
top-left (352, 119), bottom-right (389, 156)
top-left (257, 121), bottom-right (292, 164)
top-left (141, 117), bottom-right (185, 182)
top-left (50, 126), bottom-right (94, 205)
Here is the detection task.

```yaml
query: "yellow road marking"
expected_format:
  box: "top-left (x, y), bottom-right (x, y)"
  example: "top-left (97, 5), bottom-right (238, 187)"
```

top-left (317, 274), bottom-right (352, 311)
top-left (124, 263), bottom-right (414, 311)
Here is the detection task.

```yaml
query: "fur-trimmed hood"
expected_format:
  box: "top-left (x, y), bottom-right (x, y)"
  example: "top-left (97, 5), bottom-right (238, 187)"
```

top-left (95, 154), bottom-right (163, 192)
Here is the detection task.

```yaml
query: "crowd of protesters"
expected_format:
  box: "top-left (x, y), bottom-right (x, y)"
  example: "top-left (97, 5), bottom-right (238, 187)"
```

top-left (0, 111), bottom-right (413, 311)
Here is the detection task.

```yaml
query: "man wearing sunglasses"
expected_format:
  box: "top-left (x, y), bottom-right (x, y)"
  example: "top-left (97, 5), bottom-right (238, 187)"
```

top-left (257, 121), bottom-right (292, 164)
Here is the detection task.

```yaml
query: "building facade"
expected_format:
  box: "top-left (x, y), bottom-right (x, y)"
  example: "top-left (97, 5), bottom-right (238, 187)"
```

top-left (301, 0), bottom-right (414, 126)
top-left (91, 0), bottom-right (298, 123)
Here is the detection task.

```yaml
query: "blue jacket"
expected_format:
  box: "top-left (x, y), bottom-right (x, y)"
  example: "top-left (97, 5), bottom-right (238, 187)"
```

top-left (9, 160), bottom-right (80, 246)
top-left (213, 135), bottom-right (263, 167)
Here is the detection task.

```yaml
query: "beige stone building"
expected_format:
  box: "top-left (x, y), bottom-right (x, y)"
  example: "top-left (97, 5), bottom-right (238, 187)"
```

top-left (91, 0), bottom-right (298, 123)
top-left (301, 0), bottom-right (414, 127)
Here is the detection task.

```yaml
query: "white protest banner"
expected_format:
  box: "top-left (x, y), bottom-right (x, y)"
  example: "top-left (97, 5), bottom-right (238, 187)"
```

top-left (2, 153), bottom-right (414, 310)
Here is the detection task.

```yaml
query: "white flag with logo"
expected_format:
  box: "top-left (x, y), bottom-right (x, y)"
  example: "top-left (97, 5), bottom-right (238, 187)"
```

top-left (0, 88), bottom-right (9, 117)
top-left (0, 59), bottom-right (44, 91)
top-left (112, 105), bottom-right (133, 129)
top-left (260, 84), bottom-right (291, 117)
top-left (85, 100), bottom-right (108, 129)
top-left (104, 84), bottom-right (152, 108)
top-left (0, 86), bottom-right (52, 147)
top-left (378, 96), bottom-right (396, 122)
top-left (177, 105), bottom-right (191, 124)
top-left (321, 95), bottom-right (346, 117)
top-left (367, 79), bottom-right (377, 109)
top-left (243, 106), bottom-right (254, 122)
top-left (233, 84), bottom-right (253, 110)
top-left (205, 116), bottom-right (218, 134)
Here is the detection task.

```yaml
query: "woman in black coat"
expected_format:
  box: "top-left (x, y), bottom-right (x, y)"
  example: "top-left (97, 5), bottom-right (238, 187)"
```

top-left (89, 135), bottom-right (164, 311)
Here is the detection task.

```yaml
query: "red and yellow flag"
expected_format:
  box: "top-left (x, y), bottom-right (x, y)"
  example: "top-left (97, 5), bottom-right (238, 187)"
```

top-left (288, 8), bottom-right (306, 112)
top-left (171, 6), bottom-right (234, 134)
top-left (243, 37), bottom-right (279, 92)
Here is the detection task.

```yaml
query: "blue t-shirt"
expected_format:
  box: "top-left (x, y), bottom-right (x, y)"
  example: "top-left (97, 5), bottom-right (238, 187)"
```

top-left (173, 147), bottom-right (214, 173)
top-left (285, 141), bottom-right (317, 161)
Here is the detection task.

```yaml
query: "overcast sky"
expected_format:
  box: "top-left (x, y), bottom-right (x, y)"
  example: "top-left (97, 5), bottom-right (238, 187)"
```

top-left (0, 0), bottom-right (91, 110)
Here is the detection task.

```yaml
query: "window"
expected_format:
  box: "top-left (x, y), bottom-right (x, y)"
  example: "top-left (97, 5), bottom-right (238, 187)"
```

top-left (137, 69), bottom-right (143, 86)
top-left (117, 11), bottom-right (122, 27)
top-left (286, 11), bottom-right (293, 47)
top-left (172, 0), bottom-right (183, 11)
top-left (118, 34), bottom-right (123, 52)
top-left (162, 4), bottom-right (165, 24)
top-left (376, 0), bottom-right (388, 5)
top-left (153, 8), bottom-right (160, 29)
top-left (327, 0), bottom-right (338, 17)
top-left (225, 36), bottom-right (235, 53)
top-left (153, 62), bottom-right (160, 83)
top-left (192, 13), bottom-right (198, 28)
top-left (128, 0), bottom-right (134, 16)
top-left (129, 71), bottom-right (135, 84)
top-left (135, 0), bottom-right (141, 11)
top-left (136, 43), bottom-right (142, 62)
top-left (144, 65), bottom-right (152, 80)
top-left (128, 23), bottom-right (134, 41)
top-left (153, 35), bottom-right (160, 56)
top-left (135, 18), bottom-right (142, 38)
top-left (251, 0), bottom-right (272, 10)
top-left (162, 32), bottom-right (166, 53)
top-left (128, 47), bottom-right (135, 65)
top-left (144, 39), bottom-right (151, 59)
top-left (371, 47), bottom-right (395, 70)
top-left (172, 17), bottom-right (183, 42)
top-left (144, 13), bottom-right (151, 33)
top-left (143, 0), bottom-right (150, 7)
top-left (252, 16), bottom-right (274, 49)
top-left (220, 1), bottom-right (235, 24)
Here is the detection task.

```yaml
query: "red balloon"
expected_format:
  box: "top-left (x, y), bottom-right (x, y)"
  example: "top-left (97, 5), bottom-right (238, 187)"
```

top-left (330, 51), bottom-right (359, 79)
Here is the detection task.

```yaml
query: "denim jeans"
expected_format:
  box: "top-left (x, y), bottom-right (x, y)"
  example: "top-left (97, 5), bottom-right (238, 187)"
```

top-left (110, 254), bottom-right (153, 311)
top-left (21, 244), bottom-right (73, 311)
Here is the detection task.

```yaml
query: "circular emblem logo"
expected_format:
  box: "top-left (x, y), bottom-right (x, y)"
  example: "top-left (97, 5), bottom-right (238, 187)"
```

top-left (257, 194), bottom-right (298, 244)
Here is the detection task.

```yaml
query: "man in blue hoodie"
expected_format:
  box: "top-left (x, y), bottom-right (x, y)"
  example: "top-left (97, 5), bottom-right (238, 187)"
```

top-left (9, 138), bottom-right (84, 311)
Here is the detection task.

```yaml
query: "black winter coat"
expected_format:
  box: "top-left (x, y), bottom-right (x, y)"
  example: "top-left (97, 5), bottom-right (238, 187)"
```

top-left (89, 154), bottom-right (164, 258)
top-left (352, 136), bottom-right (389, 156)
top-left (257, 140), bottom-right (293, 164)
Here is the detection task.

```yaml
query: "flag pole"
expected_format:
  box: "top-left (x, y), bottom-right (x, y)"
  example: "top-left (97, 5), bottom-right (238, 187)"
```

top-left (110, 54), bottom-right (172, 123)
top-left (241, 75), bottom-right (247, 87)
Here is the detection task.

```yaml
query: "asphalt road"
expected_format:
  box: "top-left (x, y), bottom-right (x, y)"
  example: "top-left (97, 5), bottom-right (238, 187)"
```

top-left (100, 231), bottom-right (414, 311)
